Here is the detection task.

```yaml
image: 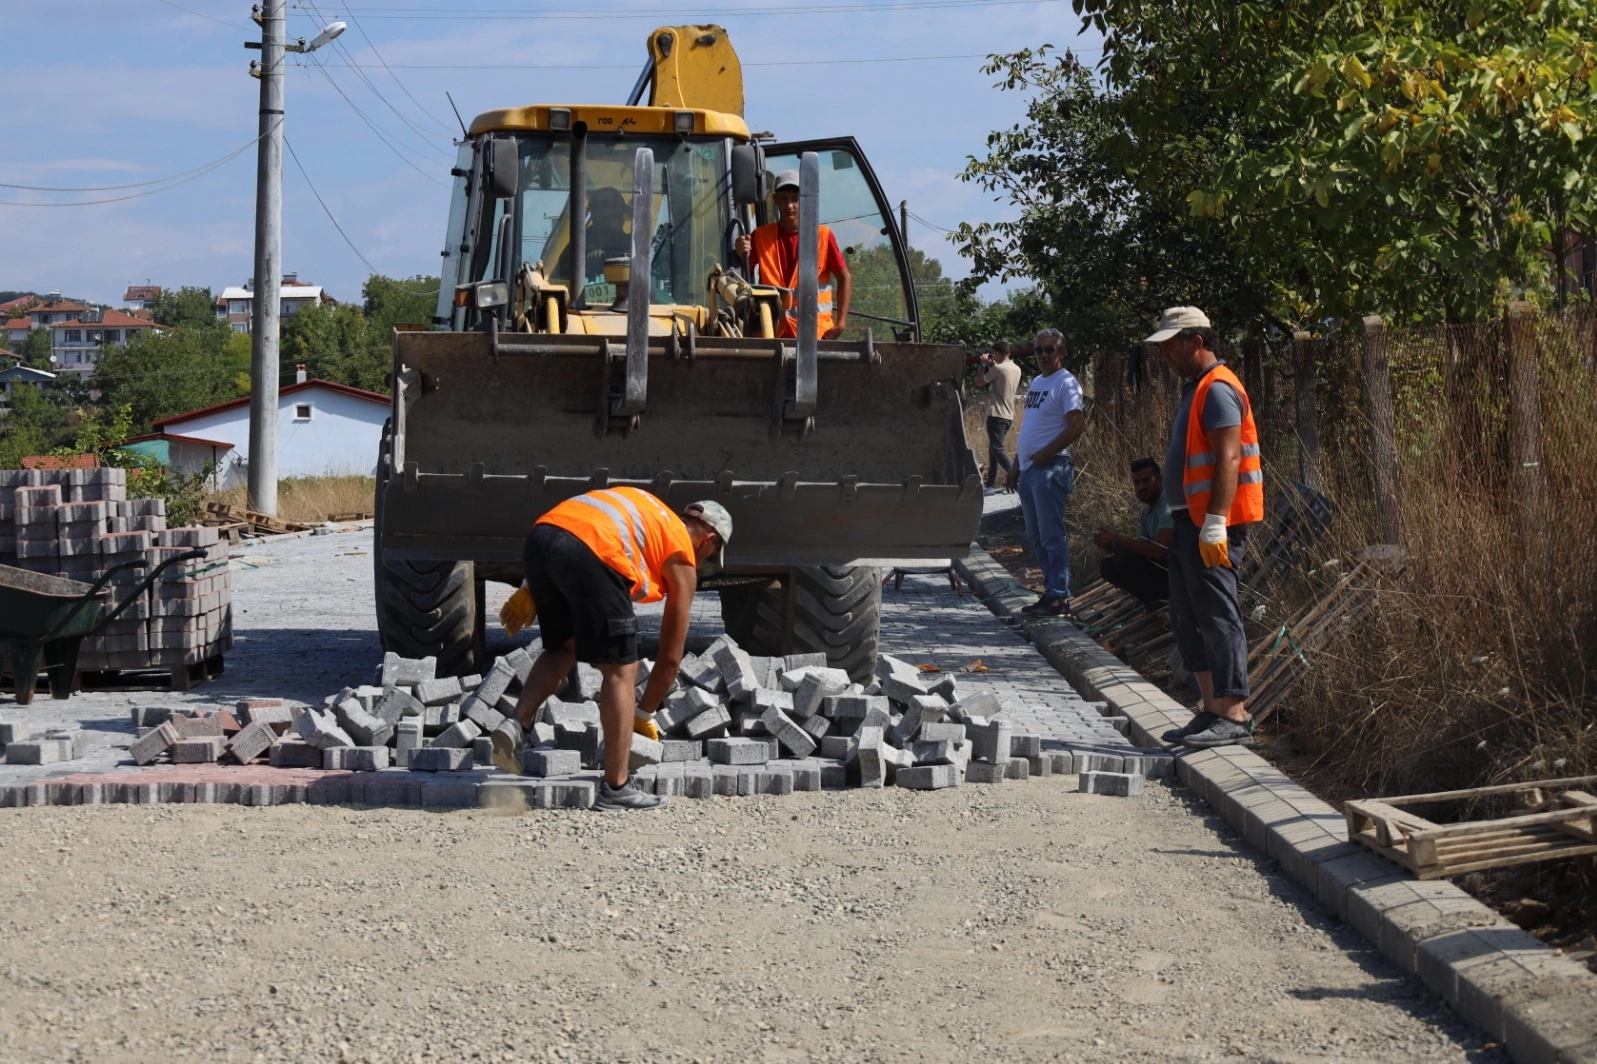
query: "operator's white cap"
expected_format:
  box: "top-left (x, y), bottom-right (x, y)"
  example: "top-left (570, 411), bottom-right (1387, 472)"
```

top-left (685, 500), bottom-right (733, 566)
top-left (773, 169), bottom-right (801, 193)
top-left (1144, 306), bottom-right (1211, 344)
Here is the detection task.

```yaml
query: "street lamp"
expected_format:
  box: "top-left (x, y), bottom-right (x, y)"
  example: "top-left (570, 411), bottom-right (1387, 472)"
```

top-left (242, 5), bottom-right (343, 517)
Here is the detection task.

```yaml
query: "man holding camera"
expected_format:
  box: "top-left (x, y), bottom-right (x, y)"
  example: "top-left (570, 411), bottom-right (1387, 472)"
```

top-left (976, 341), bottom-right (1022, 493)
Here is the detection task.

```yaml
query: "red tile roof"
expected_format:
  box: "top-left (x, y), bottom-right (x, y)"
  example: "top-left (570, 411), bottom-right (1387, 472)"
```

top-left (0, 295), bottom-right (39, 313)
top-left (123, 285), bottom-right (162, 301)
top-left (4, 317), bottom-right (31, 331)
top-left (32, 299), bottom-right (93, 314)
top-left (47, 309), bottom-right (159, 331)
top-left (153, 378), bottom-right (390, 428)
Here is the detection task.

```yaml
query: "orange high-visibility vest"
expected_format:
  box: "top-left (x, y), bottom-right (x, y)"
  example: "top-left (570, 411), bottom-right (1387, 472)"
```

top-left (751, 223), bottom-right (836, 339)
top-left (536, 487), bottom-right (694, 604)
top-left (1182, 363), bottom-right (1265, 526)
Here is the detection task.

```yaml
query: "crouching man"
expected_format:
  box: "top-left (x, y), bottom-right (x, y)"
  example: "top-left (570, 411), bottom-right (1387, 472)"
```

top-left (496, 488), bottom-right (732, 811)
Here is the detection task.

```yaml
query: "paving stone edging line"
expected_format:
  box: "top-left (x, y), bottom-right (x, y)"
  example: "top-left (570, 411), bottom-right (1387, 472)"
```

top-left (955, 546), bottom-right (1597, 1064)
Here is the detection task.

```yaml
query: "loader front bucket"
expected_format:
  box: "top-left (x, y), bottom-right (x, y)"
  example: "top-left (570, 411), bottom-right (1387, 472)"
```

top-left (380, 330), bottom-right (981, 569)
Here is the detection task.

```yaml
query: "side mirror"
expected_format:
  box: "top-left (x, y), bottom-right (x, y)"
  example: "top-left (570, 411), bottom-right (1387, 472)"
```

top-left (731, 143), bottom-right (764, 206)
top-left (485, 137), bottom-right (518, 200)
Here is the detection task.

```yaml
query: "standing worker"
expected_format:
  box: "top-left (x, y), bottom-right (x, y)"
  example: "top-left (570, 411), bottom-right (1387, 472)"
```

top-left (497, 488), bottom-right (733, 811)
top-left (734, 169), bottom-right (853, 339)
top-left (975, 341), bottom-right (1022, 493)
top-left (1006, 328), bottom-right (1085, 617)
top-left (1145, 308), bottom-right (1263, 748)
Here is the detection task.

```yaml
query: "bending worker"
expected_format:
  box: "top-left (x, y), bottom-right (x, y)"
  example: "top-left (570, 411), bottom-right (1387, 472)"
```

top-left (498, 487), bottom-right (733, 812)
top-left (734, 168), bottom-right (853, 339)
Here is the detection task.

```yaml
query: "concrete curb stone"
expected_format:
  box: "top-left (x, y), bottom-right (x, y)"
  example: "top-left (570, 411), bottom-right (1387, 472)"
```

top-left (954, 545), bottom-right (1597, 1064)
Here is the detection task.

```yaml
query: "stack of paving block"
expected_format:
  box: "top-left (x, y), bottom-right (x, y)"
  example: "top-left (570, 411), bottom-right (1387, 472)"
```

top-left (0, 468), bottom-right (233, 680)
top-left (0, 716), bottom-right (89, 765)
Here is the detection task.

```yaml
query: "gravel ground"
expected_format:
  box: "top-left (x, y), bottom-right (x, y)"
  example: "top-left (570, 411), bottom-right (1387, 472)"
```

top-left (0, 501), bottom-right (1507, 1061)
top-left (0, 777), bottom-right (1505, 1063)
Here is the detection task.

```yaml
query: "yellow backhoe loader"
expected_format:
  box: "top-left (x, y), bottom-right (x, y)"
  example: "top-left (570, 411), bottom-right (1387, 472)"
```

top-left (375, 25), bottom-right (981, 680)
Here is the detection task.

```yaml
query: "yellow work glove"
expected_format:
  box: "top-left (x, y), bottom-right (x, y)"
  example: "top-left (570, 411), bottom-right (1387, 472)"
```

top-left (1198, 513), bottom-right (1232, 569)
top-left (633, 709), bottom-right (660, 740)
top-left (499, 583), bottom-right (537, 637)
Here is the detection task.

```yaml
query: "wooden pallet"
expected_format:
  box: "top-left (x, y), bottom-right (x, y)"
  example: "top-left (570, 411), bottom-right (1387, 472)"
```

top-left (327, 511), bottom-right (373, 522)
top-left (205, 502), bottom-right (311, 535)
top-left (73, 654), bottom-right (226, 693)
top-left (1345, 776), bottom-right (1597, 879)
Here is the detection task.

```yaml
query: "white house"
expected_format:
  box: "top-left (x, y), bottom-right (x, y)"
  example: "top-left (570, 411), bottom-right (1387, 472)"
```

top-left (134, 374), bottom-right (389, 488)
top-left (48, 308), bottom-right (161, 378)
top-left (215, 273), bottom-right (329, 333)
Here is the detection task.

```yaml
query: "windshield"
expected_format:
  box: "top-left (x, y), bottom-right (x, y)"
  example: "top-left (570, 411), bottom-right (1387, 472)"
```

top-left (466, 133), bottom-right (731, 309)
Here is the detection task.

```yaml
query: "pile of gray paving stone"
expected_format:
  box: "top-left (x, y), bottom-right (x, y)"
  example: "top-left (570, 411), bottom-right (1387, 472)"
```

top-left (0, 468), bottom-right (233, 673)
top-left (104, 634), bottom-right (1164, 799)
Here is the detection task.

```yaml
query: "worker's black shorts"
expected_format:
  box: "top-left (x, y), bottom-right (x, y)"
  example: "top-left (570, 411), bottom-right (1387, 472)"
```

top-left (522, 524), bottom-right (639, 665)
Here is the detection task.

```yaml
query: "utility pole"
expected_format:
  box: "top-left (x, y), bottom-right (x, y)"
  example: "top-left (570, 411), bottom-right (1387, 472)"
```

top-left (899, 200), bottom-right (909, 250)
top-left (248, 0), bottom-right (285, 516)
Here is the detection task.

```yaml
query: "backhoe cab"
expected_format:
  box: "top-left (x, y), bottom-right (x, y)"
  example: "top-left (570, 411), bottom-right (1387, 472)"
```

top-left (374, 26), bottom-right (980, 680)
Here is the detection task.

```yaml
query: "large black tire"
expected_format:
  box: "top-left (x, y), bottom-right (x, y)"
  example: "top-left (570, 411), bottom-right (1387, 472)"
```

top-left (372, 421), bottom-right (480, 676)
top-left (718, 565), bottom-right (882, 684)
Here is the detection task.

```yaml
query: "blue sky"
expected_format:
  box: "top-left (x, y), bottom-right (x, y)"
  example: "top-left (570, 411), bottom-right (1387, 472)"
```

top-left (1, 0), bottom-right (1094, 308)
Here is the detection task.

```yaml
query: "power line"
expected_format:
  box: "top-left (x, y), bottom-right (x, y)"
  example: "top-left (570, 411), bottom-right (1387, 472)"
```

top-left (907, 209), bottom-right (961, 235)
top-left (315, 52), bottom-right (1003, 70)
top-left (278, 140), bottom-right (444, 298)
top-left (284, 136), bottom-right (383, 276)
top-left (300, 0), bottom-right (455, 145)
top-left (335, 8), bottom-right (455, 133)
top-left (300, 55), bottom-right (452, 185)
top-left (0, 132), bottom-right (267, 207)
top-left (152, 0), bottom-right (243, 27)
top-left (0, 134), bottom-right (267, 193)
top-left (304, 0), bottom-right (1062, 19)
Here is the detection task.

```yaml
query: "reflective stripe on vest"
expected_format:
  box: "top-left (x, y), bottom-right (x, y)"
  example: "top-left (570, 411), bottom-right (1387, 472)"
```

top-left (537, 487), bottom-right (694, 604)
top-left (751, 223), bottom-right (835, 338)
top-left (1181, 363), bottom-right (1265, 527)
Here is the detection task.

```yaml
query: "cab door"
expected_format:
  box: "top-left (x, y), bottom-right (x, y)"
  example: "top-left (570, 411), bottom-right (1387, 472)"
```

top-left (761, 137), bottom-right (919, 342)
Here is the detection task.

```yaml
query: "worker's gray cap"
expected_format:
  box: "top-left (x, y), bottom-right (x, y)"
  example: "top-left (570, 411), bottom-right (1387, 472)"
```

top-left (1144, 306), bottom-right (1212, 344)
top-left (773, 169), bottom-right (801, 193)
top-left (684, 500), bottom-right (733, 566)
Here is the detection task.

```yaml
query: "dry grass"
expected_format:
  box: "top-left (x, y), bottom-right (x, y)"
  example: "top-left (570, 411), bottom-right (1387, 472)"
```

top-left (211, 475), bottom-right (375, 525)
top-left (1057, 311), bottom-right (1597, 806)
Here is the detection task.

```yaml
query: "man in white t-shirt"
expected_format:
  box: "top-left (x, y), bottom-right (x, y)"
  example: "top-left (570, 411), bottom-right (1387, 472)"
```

top-left (1008, 327), bottom-right (1085, 616)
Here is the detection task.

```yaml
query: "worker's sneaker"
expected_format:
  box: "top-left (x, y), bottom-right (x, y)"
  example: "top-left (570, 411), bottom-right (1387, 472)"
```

top-left (490, 719), bottom-right (525, 775)
top-left (1161, 712), bottom-right (1217, 744)
top-left (1180, 717), bottom-right (1254, 748)
top-left (595, 779), bottom-right (669, 812)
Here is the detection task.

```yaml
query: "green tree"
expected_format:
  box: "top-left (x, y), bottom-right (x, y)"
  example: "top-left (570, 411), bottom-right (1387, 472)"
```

top-left (15, 327), bottom-right (54, 371)
top-left (281, 301), bottom-right (378, 390)
top-left (149, 286), bottom-right (220, 331)
top-left (0, 382), bottom-right (69, 467)
top-left (362, 274), bottom-right (438, 333)
top-left (1061, 0), bottom-right (1597, 323)
top-left (92, 328), bottom-right (242, 432)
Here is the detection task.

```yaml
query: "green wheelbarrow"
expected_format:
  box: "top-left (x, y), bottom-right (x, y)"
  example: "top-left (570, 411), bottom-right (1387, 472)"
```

top-left (0, 548), bottom-right (208, 705)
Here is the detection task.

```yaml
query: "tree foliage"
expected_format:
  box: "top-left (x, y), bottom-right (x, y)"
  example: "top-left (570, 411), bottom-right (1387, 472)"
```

top-left (281, 274), bottom-right (438, 392)
top-left (0, 383), bottom-right (68, 468)
top-left (959, 1), bottom-right (1597, 333)
top-left (149, 286), bottom-right (223, 332)
top-left (93, 328), bottom-right (246, 432)
top-left (15, 327), bottom-right (54, 371)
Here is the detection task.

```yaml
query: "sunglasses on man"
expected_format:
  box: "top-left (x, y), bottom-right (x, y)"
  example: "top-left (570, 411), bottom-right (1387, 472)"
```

top-left (1036, 345), bottom-right (1058, 353)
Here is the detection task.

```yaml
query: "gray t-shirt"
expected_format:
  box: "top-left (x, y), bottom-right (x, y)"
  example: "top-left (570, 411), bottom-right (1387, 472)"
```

top-left (1165, 363), bottom-right (1243, 511)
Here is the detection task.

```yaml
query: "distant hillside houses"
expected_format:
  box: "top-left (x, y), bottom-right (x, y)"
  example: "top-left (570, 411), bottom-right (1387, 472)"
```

top-left (0, 273), bottom-right (334, 380)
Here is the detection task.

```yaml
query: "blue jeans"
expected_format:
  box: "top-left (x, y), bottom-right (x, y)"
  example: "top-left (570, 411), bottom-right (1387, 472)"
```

top-left (1018, 454), bottom-right (1074, 600)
